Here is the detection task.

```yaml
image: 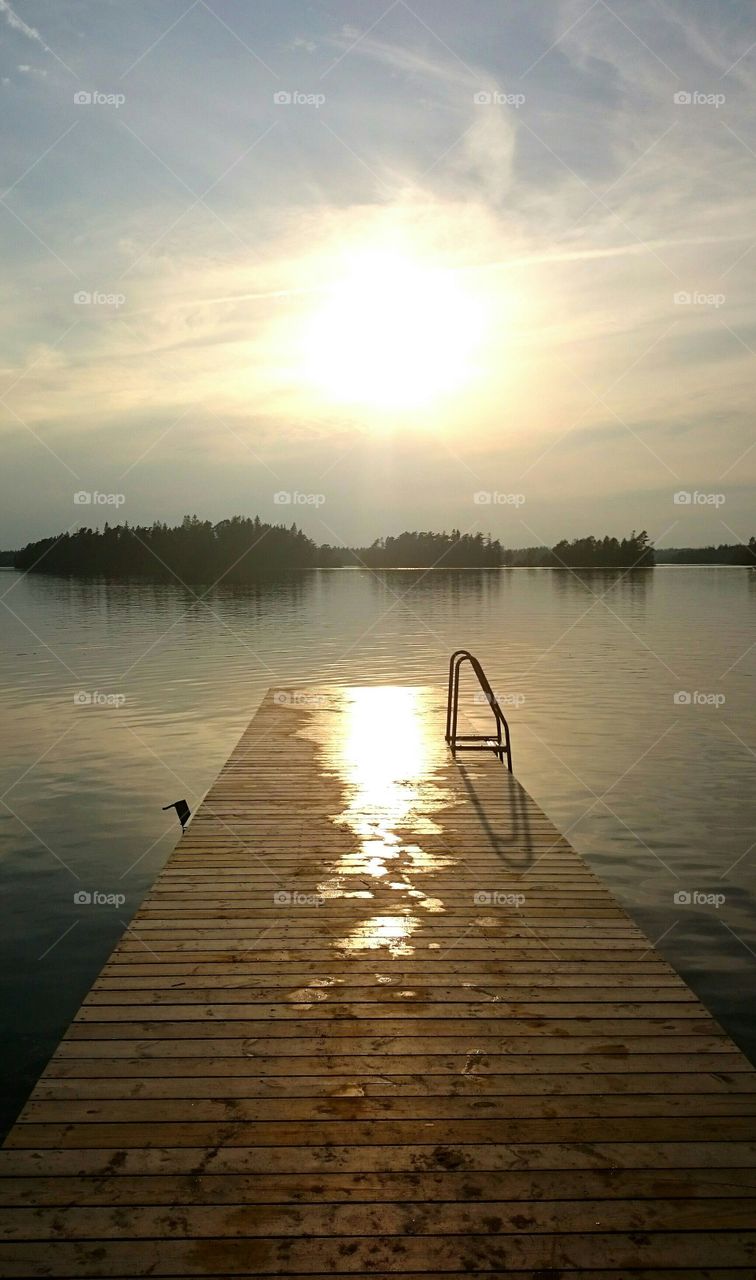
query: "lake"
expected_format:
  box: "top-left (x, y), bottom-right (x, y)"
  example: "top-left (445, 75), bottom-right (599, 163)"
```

top-left (1, 564), bottom-right (754, 1134)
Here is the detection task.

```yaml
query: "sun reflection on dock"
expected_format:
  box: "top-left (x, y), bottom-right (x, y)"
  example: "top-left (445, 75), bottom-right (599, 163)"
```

top-left (309, 687), bottom-right (456, 954)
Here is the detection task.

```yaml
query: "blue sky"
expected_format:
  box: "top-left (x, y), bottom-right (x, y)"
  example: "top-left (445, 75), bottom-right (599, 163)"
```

top-left (1, 0), bottom-right (755, 549)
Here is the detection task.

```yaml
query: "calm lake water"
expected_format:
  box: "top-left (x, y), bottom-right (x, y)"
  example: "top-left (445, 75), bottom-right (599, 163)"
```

top-left (1, 565), bottom-right (754, 1133)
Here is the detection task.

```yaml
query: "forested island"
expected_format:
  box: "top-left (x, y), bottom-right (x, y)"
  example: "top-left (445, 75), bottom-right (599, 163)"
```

top-left (331, 530), bottom-right (503, 568)
top-left (655, 541), bottom-right (756, 565)
top-left (7, 519), bottom-right (756, 580)
top-left (504, 532), bottom-right (655, 568)
top-left (13, 517), bottom-right (319, 581)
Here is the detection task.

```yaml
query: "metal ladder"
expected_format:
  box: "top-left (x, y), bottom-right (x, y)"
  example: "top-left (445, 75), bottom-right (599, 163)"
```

top-left (445, 650), bottom-right (513, 772)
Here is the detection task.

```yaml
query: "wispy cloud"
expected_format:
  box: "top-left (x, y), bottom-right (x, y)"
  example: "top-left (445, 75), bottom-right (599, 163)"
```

top-left (0, 0), bottom-right (47, 48)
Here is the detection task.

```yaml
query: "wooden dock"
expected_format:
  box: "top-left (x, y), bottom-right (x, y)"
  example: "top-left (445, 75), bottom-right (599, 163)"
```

top-left (2, 684), bottom-right (756, 1277)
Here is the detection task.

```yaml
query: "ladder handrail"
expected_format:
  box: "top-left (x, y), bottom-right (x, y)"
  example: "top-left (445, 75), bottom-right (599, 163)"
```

top-left (445, 650), bottom-right (513, 771)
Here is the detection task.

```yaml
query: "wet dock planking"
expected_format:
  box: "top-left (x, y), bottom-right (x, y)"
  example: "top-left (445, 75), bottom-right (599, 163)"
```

top-left (1, 685), bottom-right (755, 1277)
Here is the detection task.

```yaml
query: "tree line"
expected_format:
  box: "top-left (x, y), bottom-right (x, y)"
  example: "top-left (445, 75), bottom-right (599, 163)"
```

top-left (13, 516), bottom-right (319, 583)
top-left (10, 518), bottom-right (756, 580)
top-left (329, 531), bottom-right (504, 568)
top-left (501, 532), bottom-right (656, 567)
top-left (655, 540), bottom-right (756, 566)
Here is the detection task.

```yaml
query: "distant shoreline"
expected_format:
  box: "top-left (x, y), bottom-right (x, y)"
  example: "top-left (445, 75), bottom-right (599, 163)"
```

top-left (6, 519), bottom-right (755, 577)
top-left (2, 562), bottom-right (753, 581)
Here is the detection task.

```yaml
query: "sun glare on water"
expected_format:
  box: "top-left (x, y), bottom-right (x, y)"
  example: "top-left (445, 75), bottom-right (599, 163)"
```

top-left (304, 248), bottom-right (488, 412)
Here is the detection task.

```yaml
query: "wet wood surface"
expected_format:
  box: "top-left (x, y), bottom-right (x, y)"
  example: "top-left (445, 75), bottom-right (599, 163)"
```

top-left (1, 685), bottom-right (755, 1277)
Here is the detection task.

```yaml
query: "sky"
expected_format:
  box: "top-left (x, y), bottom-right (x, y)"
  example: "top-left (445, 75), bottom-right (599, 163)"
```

top-left (1, 0), bottom-right (755, 550)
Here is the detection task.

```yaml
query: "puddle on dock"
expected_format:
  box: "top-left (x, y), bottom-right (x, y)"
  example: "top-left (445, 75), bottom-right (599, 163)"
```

top-left (297, 687), bottom-right (458, 956)
top-left (338, 912), bottom-right (420, 957)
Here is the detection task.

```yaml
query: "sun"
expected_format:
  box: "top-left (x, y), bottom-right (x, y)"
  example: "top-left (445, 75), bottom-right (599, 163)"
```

top-left (303, 248), bottom-right (488, 412)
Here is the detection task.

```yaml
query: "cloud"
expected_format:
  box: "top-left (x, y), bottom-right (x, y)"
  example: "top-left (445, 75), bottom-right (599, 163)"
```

top-left (0, 0), bottom-right (47, 48)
